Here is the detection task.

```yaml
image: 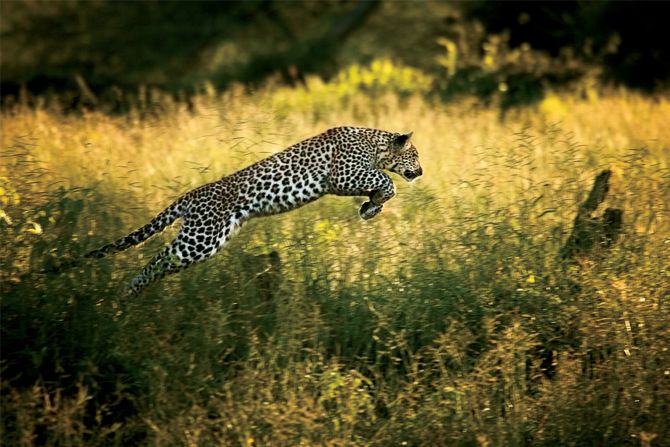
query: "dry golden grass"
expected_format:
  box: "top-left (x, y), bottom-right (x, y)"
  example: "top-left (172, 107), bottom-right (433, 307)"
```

top-left (1, 85), bottom-right (669, 446)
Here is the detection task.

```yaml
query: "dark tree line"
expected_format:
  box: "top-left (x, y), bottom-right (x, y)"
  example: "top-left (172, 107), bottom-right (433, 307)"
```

top-left (1, 0), bottom-right (667, 108)
top-left (1, 1), bottom-right (379, 98)
top-left (462, 1), bottom-right (670, 90)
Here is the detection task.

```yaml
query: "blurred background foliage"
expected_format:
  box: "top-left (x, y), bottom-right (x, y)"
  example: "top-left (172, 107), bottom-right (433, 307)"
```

top-left (2, 0), bottom-right (669, 112)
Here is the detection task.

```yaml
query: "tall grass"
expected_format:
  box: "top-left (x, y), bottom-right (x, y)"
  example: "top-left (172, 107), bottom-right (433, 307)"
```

top-left (1, 84), bottom-right (669, 446)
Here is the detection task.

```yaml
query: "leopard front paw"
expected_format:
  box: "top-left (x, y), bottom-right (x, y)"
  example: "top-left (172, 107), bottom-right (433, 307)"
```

top-left (359, 201), bottom-right (383, 220)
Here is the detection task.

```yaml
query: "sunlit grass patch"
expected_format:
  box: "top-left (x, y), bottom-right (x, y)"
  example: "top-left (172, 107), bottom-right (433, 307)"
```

top-left (1, 86), bottom-right (669, 446)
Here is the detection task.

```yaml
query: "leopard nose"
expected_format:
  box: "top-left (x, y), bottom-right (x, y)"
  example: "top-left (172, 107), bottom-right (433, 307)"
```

top-left (404, 168), bottom-right (422, 180)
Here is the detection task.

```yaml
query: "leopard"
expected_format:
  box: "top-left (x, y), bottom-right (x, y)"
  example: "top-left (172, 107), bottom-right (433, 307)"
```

top-left (76, 126), bottom-right (422, 296)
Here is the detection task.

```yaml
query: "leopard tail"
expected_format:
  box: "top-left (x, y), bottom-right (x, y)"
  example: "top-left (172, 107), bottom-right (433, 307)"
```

top-left (43, 196), bottom-right (187, 273)
top-left (85, 196), bottom-right (187, 258)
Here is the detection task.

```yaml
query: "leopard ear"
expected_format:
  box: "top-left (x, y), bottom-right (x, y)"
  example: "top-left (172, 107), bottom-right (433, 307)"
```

top-left (391, 131), bottom-right (413, 152)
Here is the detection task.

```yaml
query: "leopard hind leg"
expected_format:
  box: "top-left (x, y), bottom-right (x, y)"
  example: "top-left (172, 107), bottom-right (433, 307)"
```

top-left (125, 214), bottom-right (238, 296)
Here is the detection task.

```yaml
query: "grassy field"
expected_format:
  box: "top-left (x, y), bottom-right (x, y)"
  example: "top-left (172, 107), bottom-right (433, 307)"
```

top-left (1, 83), bottom-right (669, 446)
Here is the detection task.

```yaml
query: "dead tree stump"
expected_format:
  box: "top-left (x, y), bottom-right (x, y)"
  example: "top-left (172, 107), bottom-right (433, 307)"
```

top-left (559, 169), bottom-right (623, 262)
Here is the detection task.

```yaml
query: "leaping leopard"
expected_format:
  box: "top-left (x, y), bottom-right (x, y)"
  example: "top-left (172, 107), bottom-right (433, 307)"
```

top-left (74, 126), bottom-right (422, 295)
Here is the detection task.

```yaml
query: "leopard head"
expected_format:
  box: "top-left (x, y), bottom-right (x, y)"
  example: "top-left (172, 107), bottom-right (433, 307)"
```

top-left (379, 132), bottom-right (422, 182)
